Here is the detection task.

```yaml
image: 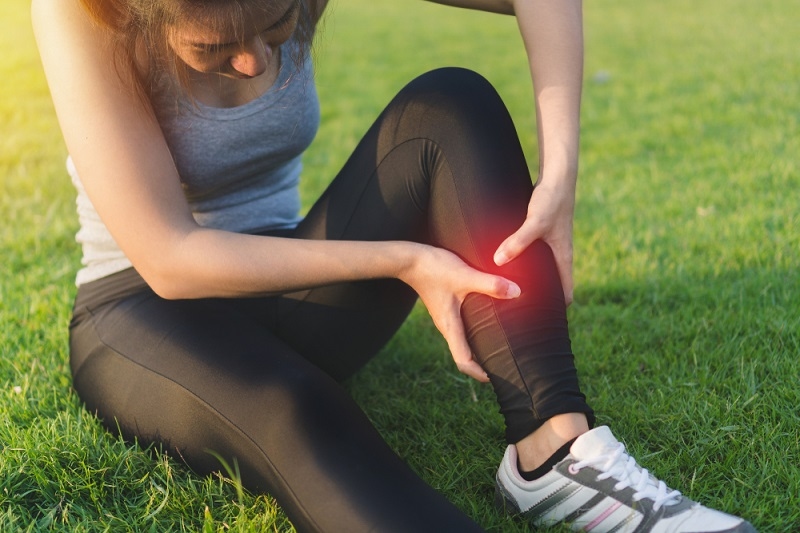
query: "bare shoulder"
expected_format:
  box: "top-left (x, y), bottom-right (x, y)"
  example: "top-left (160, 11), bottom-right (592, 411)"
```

top-left (32, 0), bottom-right (114, 70)
top-left (32, 0), bottom-right (91, 35)
top-left (33, 0), bottom-right (145, 106)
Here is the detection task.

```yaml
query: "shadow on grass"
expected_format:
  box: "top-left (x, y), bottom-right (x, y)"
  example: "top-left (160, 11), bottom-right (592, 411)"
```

top-left (347, 266), bottom-right (799, 531)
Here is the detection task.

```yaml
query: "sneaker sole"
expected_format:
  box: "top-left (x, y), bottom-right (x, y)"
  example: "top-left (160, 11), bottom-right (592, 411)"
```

top-left (494, 480), bottom-right (522, 515)
top-left (495, 478), bottom-right (759, 533)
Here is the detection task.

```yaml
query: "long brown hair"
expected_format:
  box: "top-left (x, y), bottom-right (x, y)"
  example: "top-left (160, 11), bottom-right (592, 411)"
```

top-left (78, 0), bottom-right (320, 103)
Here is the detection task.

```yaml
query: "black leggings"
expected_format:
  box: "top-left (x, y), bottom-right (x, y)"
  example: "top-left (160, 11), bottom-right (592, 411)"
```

top-left (69, 68), bottom-right (594, 532)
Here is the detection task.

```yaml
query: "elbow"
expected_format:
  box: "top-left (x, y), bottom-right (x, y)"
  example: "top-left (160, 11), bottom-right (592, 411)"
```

top-left (141, 270), bottom-right (187, 300)
top-left (138, 261), bottom-right (199, 301)
top-left (132, 227), bottom-right (225, 300)
top-left (134, 230), bottom-right (208, 300)
top-left (147, 277), bottom-right (187, 301)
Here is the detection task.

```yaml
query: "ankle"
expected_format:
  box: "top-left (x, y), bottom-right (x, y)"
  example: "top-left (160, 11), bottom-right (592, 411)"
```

top-left (515, 413), bottom-right (589, 472)
top-left (516, 437), bottom-right (575, 481)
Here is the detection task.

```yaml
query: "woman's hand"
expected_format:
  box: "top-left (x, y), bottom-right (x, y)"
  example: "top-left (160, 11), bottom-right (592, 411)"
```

top-left (399, 244), bottom-right (521, 382)
top-left (493, 180), bottom-right (575, 305)
top-left (491, 0), bottom-right (583, 305)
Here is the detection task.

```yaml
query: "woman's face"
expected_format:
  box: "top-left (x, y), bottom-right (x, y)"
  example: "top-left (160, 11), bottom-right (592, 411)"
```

top-left (168, 0), bottom-right (300, 79)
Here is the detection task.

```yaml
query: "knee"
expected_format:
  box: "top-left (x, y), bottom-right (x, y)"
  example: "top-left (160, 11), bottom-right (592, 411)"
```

top-left (412, 67), bottom-right (495, 95)
top-left (402, 67), bottom-right (502, 113)
top-left (383, 67), bottom-right (512, 149)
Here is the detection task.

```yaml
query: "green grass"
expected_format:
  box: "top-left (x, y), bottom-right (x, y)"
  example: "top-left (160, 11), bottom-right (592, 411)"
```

top-left (2, 0), bottom-right (799, 530)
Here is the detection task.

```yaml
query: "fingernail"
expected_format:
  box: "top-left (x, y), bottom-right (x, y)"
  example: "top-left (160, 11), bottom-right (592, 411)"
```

top-left (507, 282), bottom-right (521, 298)
top-left (494, 250), bottom-right (508, 266)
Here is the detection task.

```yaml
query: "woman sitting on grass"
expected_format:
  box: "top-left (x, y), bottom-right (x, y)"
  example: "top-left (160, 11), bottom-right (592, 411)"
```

top-left (33, 0), bottom-right (755, 531)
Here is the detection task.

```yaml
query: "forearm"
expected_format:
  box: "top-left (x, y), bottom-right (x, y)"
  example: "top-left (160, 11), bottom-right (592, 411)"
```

top-left (426, 0), bottom-right (583, 188)
top-left (152, 229), bottom-right (423, 300)
top-left (515, 0), bottom-right (583, 187)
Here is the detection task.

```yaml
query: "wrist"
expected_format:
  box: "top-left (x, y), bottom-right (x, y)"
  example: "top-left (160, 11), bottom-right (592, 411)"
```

top-left (534, 176), bottom-right (576, 205)
top-left (536, 138), bottom-right (579, 185)
top-left (538, 158), bottom-right (578, 182)
top-left (393, 241), bottom-right (429, 286)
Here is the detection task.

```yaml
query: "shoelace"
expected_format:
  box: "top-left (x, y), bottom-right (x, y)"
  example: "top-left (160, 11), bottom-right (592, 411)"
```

top-left (569, 442), bottom-right (683, 511)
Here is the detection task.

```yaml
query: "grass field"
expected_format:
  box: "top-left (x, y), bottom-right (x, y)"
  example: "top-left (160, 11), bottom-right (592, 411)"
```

top-left (2, 0), bottom-right (799, 531)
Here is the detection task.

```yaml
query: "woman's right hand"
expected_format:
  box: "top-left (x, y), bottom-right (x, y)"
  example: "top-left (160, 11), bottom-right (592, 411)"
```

top-left (398, 244), bottom-right (521, 382)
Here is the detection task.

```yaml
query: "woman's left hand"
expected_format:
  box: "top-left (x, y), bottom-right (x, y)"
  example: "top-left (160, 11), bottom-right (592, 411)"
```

top-left (399, 243), bottom-right (521, 382)
top-left (492, 180), bottom-right (576, 305)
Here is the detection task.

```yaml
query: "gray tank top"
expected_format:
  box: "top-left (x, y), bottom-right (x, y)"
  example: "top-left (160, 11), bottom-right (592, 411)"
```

top-left (68, 41), bottom-right (320, 285)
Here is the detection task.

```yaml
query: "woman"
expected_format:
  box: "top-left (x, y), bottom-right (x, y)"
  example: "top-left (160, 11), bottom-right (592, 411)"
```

top-left (33, 0), bottom-right (754, 531)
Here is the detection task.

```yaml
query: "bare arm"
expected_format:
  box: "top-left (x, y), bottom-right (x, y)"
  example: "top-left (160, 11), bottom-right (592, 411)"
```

top-left (32, 0), bottom-right (401, 300)
top-left (427, 0), bottom-right (584, 304)
top-left (32, 0), bottom-right (519, 380)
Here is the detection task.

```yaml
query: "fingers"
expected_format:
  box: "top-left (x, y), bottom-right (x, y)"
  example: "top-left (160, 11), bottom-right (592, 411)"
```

top-left (493, 218), bottom-right (575, 305)
top-left (458, 358), bottom-right (491, 383)
top-left (485, 274), bottom-right (521, 300)
top-left (449, 271), bottom-right (517, 381)
top-left (434, 300), bottom-right (490, 383)
top-left (493, 226), bottom-right (531, 267)
top-left (494, 215), bottom-right (546, 267)
top-left (418, 248), bottom-right (518, 383)
top-left (444, 319), bottom-right (490, 383)
top-left (461, 257), bottom-right (521, 300)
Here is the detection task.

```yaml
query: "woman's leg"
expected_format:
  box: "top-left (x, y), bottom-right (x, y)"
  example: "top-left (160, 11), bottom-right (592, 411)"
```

top-left (68, 67), bottom-right (588, 533)
top-left (316, 68), bottom-right (753, 533)
top-left (70, 269), bottom-right (484, 533)
top-left (281, 67), bottom-right (594, 444)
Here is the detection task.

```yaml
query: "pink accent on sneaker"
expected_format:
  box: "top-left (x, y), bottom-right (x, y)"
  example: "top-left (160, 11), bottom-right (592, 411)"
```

top-left (584, 501), bottom-right (622, 531)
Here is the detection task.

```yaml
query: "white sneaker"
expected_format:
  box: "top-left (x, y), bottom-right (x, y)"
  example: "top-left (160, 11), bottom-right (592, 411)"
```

top-left (495, 426), bottom-right (756, 532)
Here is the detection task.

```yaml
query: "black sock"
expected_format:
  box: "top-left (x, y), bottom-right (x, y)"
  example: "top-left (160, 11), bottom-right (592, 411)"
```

top-left (517, 438), bottom-right (576, 481)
